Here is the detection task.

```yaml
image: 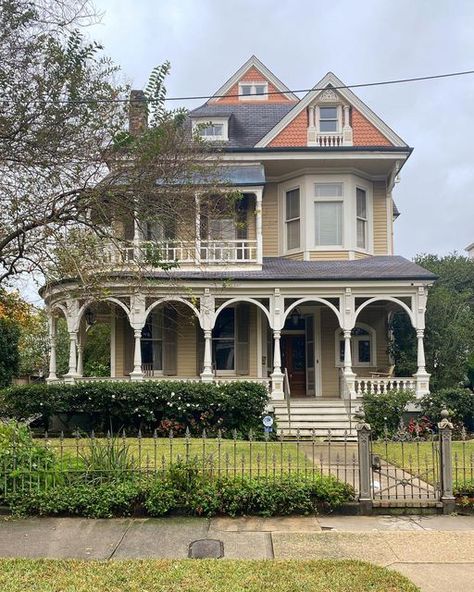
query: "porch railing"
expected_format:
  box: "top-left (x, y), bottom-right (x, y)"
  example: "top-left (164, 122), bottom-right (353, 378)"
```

top-left (103, 239), bottom-right (258, 266)
top-left (354, 377), bottom-right (416, 396)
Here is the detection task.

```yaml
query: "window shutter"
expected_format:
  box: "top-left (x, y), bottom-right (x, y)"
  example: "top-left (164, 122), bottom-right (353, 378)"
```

top-left (196, 322), bottom-right (204, 375)
top-left (163, 305), bottom-right (177, 375)
top-left (236, 303), bottom-right (250, 375)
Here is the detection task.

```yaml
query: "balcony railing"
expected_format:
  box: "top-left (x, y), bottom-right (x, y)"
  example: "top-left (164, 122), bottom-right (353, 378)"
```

top-left (103, 239), bottom-right (258, 267)
top-left (354, 377), bottom-right (416, 396)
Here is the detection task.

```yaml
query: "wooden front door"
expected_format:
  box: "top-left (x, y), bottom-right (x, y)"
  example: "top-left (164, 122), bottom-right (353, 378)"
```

top-left (282, 334), bottom-right (307, 397)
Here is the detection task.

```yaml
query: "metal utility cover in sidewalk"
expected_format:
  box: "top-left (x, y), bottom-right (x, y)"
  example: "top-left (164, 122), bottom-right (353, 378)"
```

top-left (189, 539), bottom-right (224, 559)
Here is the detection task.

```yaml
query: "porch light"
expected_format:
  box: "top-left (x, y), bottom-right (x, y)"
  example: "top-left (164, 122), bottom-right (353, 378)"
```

top-left (84, 308), bottom-right (96, 326)
top-left (290, 307), bottom-right (302, 326)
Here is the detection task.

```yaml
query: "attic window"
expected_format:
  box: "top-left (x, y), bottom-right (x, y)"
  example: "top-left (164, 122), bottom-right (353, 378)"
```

top-left (319, 107), bottom-right (339, 132)
top-left (192, 118), bottom-right (228, 141)
top-left (239, 81), bottom-right (268, 100)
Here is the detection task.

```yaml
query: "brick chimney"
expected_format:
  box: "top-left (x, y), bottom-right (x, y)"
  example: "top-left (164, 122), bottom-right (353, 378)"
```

top-left (129, 90), bottom-right (148, 135)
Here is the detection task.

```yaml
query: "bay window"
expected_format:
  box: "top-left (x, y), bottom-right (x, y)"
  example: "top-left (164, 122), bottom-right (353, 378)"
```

top-left (285, 188), bottom-right (300, 250)
top-left (314, 183), bottom-right (343, 247)
top-left (356, 188), bottom-right (368, 249)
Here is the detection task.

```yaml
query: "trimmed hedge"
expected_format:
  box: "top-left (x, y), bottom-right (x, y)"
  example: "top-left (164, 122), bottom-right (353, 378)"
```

top-left (0, 381), bottom-right (269, 435)
top-left (4, 474), bottom-right (355, 518)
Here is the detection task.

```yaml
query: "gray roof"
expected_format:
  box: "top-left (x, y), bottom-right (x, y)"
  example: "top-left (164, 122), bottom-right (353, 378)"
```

top-left (189, 103), bottom-right (295, 148)
top-left (134, 256), bottom-right (437, 282)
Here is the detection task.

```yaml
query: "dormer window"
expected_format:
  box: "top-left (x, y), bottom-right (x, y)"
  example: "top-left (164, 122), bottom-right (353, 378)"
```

top-left (319, 107), bottom-right (339, 132)
top-left (192, 118), bottom-right (228, 141)
top-left (239, 81), bottom-right (268, 100)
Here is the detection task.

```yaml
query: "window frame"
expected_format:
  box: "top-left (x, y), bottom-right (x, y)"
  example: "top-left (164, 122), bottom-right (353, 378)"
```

top-left (192, 117), bottom-right (229, 141)
top-left (318, 106), bottom-right (339, 133)
top-left (356, 186), bottom-right (368, 250)
top-left (284, 186), bottom-right (301, 252)
top-left (314, 182), bottom-right (344, 248)
top-left (238, 81), bottom-right (269, 101)
top-left (141, 308), bottom-right (164, 374)
top-left (334, 323), bottom-right (377, 368)
top-left (212, 306), bottom-right (236, 374)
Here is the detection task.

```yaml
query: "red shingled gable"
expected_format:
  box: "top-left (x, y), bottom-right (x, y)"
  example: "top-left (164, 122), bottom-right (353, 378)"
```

top-left (215, 66), bottom-right (296, 104)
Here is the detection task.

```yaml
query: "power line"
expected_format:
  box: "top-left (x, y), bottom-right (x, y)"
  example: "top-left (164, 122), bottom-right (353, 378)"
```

top-left (2, 68), bottom-right (474, 105)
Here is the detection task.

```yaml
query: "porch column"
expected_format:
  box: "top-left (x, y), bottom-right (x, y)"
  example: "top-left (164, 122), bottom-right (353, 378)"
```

top-left (414, 328), bottom-right (430, 397)
top-left (46, 314), bottom-right (58, 383)
top-left (343, 329), bottom-right (357, 399)
top-left (270, 330), bottom-right (284, 400)
top-left (76, 342), bottom-right (84, 378)
top-left (201, 329), bottom-right (214, 383)
top-left (64, 331), bottom-right (78, 383)
top-left (255, 189), bottom-right (263, 265)
top-left (130, 328), bottom-right (144, 381)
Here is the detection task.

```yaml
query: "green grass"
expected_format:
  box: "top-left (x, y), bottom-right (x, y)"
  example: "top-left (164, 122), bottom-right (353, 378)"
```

top-left (45, 437), bottom-right (311, 475)
top-left (372, 440), bottom-right (474, 487)
top-left (0, 559), bottom-right (419, 592)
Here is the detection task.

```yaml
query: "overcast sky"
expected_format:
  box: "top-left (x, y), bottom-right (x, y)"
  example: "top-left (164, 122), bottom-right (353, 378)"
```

top-left (85, 0), bottom-right (474, 260)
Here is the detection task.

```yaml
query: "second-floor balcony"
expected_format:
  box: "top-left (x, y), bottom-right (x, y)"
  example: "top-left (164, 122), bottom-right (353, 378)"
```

top-left (103, 238), bottom-right (260, 268)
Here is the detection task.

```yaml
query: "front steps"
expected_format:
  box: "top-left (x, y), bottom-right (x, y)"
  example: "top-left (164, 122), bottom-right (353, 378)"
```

top-left (271, 398), bottom-right (358, 440)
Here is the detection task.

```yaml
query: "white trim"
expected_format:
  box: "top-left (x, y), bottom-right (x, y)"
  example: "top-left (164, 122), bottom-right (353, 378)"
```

top-left (191, 117), bottom-right (229, 142)
top-left (335, 323), bottom-right (377, 367)
top-left (208, 55), bottom-right (298, 103)
top-left (314, 308), bottom-right (322, 397)
top-left (238, 81), bottom-right (268, 101)
top-left (255, 72), bottom-right (407, 148)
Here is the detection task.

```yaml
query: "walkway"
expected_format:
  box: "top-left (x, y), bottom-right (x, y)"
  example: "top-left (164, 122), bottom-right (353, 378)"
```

top-left (1, 515), bottom-right (473, 591)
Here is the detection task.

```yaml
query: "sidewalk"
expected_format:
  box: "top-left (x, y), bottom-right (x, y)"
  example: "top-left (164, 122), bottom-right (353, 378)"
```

top-left (1, 514), bottom-right (473, 591)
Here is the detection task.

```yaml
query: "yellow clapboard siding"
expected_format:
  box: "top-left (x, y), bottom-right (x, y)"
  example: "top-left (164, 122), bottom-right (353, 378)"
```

top-left (373, 180), bottom-right (389, 255)
top-left (262, 183), bottom-right (279, 256)
top-left (309, 251), bottom-right (350, 261)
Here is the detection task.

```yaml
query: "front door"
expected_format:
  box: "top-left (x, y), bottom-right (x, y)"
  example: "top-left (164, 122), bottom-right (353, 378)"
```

top-left (282, 334), bottom-right (307, 397)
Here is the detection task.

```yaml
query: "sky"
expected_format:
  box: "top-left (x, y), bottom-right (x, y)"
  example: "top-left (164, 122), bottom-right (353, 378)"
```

top-left (86, 0), bottom-right (474, 260)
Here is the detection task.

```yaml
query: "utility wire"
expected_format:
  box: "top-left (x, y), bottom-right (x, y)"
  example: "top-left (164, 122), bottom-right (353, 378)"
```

top-left (2, 68), bottom-right (474, 105)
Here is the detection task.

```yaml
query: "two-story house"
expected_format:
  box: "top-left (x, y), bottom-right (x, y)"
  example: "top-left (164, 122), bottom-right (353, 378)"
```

top-left (42, 56), bottom-right (436, 435)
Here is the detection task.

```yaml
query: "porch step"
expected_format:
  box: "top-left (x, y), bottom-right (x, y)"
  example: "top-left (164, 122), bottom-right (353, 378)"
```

top-left (271, 399), bottom-right (358, 440)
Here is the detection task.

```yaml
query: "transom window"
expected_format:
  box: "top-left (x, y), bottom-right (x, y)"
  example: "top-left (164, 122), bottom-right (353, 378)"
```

top-left (336, 325), bottom-right (375, 367)
top-left (314, 183), bottom-right (343, 247)
top-left (285, 188), bottom-right (300, 250)
top-left (213, 308), bottom-right (235, 371)
top-left (239, 81), bottom-right (268, 100)
top-left (356, 188), bottom-right (368, 249)
top-left (319, 107), bottom-right (338, 132)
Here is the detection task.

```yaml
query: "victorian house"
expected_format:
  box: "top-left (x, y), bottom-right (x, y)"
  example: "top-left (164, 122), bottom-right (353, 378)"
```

top-left (42, 56), bottom-right (435, 435)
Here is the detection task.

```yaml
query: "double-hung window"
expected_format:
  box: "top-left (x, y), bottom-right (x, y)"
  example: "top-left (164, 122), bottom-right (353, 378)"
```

top-left (356, 188), bottom-right (368, 249)
top-left (141, 309), bottom-right (163, 372)
top-left (212, 307), bottom-right (235, 371)
top-left (285, 188), bottom-right (300, 250)
top-left (319, 107), bottom-right (338, 132)
top-left (314, 183), bottom-right (343, 247)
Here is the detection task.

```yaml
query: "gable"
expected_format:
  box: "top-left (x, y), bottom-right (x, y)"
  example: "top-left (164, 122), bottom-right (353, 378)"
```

top-left (208, 55), bottom-right (298, 105)
top-left (257, 72), bottom-right (407, 148)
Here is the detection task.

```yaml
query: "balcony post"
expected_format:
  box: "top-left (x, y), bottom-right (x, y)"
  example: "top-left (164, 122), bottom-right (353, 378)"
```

top-left (133, 215), bottom-right (140, 262)
top-left (201, 329), bottom-right (214, 383)
top-left (195, 193), bottom-right (201, 265)
top-left (46, 313), bottom-right (58, 383)
top-left (255, 189), bottom-right (263, 265)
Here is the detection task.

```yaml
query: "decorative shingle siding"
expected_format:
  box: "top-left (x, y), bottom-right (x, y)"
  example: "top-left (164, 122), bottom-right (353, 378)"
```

top-left (268, 110), bottom-right (308, 146)
top-left (215, 66), bottom-right (295, 104)
top-left (352, 108), bottom-right (393, 146)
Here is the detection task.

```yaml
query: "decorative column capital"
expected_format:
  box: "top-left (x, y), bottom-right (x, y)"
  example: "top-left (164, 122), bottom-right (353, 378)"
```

top-left (416, 328), bottom-right (424, 338)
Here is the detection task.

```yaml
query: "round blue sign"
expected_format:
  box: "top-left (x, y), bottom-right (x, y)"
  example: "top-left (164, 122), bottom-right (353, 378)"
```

top-left (262, 415), bottom-right (274, 428)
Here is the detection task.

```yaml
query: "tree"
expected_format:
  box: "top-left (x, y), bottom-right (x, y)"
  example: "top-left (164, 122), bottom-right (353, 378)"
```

top-left (390, 254), bottom-right (474, 391)
top-left (0, 2), bottom-right (233, 291)
top-left (0, 289), bottom-right (29, 386)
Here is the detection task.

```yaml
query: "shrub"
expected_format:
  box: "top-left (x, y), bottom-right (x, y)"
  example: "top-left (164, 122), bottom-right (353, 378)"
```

top-left (362, 389), bottom-right (416, 438)
top-left (5, 472), bottom-right (355, 518)
top-left (79, 436), bottom-right (134, 482)
top-left (420, 388), bottom-right (474, 432)
top-left (0, 380), bottom-right (269, 435)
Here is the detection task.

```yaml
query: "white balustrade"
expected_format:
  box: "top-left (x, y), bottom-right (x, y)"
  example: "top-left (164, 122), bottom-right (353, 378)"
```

top-left (315, 132), bottom-right (344, 146)
top-left (354, 377), bottom-right (416, 396)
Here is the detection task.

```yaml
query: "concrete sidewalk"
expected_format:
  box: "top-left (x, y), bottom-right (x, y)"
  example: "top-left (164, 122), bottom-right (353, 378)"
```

top-left (0, 514), bottom-right (473, 591)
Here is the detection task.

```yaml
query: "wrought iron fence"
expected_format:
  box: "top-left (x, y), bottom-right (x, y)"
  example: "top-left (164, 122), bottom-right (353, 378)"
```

top-left (0, 428), bottom-right (360, 497)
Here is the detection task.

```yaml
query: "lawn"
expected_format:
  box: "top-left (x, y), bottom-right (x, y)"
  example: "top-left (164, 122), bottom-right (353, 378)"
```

top-left (0, 559), bottom-right (419, 592)
top-left (372, 440), bottom-right (474, 488)
top-left (44, 437), bottom-right (311, 477)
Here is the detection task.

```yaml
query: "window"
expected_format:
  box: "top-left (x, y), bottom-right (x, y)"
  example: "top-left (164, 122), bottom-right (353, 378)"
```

top-left (192, 118), bottom-right (228, 141)
top-left (314, 183), bottom-right (343, 247)
top-left (356, 188), bottom-right (368, 249)
top-left (285, 188), bottom-right (300, 250)
top-left (213, 308), bottom-right (235, 371)
top-left (209, 218), bottom-right (235, 241)
top-left (238, 81), bottom-right (268, 100)
top-left (319, 107), bottom-right (338, 132)
top-left (336, 325), bottom-right (375, 367)
top-left (141, 310), bottom-right (163, 372)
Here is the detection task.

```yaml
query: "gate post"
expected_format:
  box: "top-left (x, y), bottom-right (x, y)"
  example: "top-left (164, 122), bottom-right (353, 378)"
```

top-left (356, 410), bottom-right (373, 514)
top-left (438, 409), bottom-right (456, 514)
